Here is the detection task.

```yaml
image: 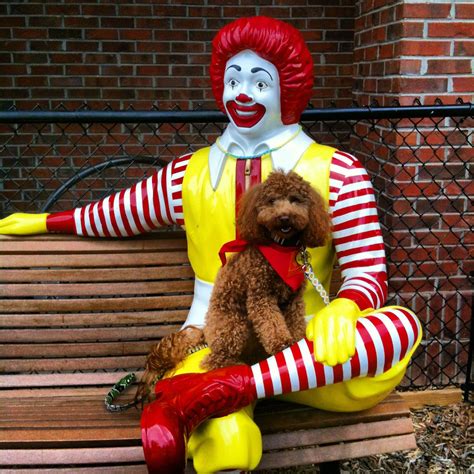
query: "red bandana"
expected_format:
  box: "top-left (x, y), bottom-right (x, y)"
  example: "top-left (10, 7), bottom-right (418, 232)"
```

top-left (219, 239), bottom-right (305, 292)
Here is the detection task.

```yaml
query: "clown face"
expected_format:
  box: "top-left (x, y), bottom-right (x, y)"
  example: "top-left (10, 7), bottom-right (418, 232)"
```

top-left (223, 50), bottom-right (283, 137)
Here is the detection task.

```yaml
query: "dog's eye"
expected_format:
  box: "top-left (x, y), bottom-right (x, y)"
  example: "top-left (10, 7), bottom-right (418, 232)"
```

top-left (267, 197), bottom-right (275, 205)
top-left (289, 195), bottom-right (303, 204)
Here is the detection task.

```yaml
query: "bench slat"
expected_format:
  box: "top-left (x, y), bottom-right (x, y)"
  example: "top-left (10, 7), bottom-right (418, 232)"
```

top-left (0, 372), bottom-right (140, 388)
top-left (256, 434), bottom-right (417, 470)
top-left (0, 466), bottom-right (147, 473)
top-left (0, 447), bottom-right (144, 467)
top-left (1, 251), bottom-right (189, 268)
top-left (256, 397), bottom-right (410, 434)
top-left (0, 341), bottom-right (153, 358)
top-left (1, 280), bottom-right (194, 297)
top-left (0, 237), bottom-right (187, 253)
top-left (1, 295), bottom-right (193, 313)
top-left (0, 266), bottom-right (194, 283)
top-left (0, 310), bottom-right (188, 327)
top-left (263, 417), bottom-right (414, 450)
top-left (0, 325), bottom-right (181, 343)
top-left (0, 355), bottom-right (146, 372)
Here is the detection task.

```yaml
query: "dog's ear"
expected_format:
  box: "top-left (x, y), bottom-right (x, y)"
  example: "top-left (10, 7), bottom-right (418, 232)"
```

top-left (302, 187), bottom-right (332, 248)
top-left (237, 183), bottom-right (265, 241)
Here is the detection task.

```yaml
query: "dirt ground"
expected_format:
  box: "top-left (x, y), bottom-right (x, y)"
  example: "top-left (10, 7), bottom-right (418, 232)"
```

top-left (259, 402), bottom-right (473, 473)
top-left (342, 402), bottom-right (473, 473)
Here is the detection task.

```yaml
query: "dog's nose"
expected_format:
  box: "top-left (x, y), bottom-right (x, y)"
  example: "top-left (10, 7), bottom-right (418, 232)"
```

top-left (279, 216), bottom-right (290, 225)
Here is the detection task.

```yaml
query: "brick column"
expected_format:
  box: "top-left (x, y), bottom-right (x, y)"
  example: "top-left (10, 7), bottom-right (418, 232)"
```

top-left (352, 0), bottom-right (473, 387)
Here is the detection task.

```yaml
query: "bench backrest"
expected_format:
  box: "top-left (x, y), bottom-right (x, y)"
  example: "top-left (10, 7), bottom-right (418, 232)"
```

top-left (0, 232), bottom-right (341, 392)
top-left (0, 232), bottom-right (193, 391)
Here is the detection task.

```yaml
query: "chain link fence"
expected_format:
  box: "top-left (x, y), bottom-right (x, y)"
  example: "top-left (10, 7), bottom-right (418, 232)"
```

top-left (0, 100), bottom-right (472, 391)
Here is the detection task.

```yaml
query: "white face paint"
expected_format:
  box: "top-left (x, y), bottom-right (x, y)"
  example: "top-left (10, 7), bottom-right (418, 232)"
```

top-left (223, 50), bottom-right (283, 137)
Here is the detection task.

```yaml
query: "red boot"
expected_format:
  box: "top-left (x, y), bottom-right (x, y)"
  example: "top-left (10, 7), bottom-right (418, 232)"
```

top-left (141, 364), bottom-right (257, 473)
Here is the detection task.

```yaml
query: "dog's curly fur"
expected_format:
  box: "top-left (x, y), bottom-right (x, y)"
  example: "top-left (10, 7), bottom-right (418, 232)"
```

top-left (136, 171), bottom-right (330, 401)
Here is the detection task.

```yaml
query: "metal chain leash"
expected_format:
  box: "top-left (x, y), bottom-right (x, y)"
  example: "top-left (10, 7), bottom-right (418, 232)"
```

top-left (298, 248), bottom-right (330, 306)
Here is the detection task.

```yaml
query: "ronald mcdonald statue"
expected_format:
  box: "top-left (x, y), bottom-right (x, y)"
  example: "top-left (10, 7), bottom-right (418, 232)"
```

top-left (1, 17), bottom-right (422, 473)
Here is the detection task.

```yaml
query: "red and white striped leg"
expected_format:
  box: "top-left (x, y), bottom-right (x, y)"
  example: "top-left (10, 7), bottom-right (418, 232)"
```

top-left (250, 307), bottom-right (421, 399)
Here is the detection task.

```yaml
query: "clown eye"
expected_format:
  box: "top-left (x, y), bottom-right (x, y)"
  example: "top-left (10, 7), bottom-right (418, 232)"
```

top-left (256, 81), bottom-right (268, 91)
top-left (227, 78), bottom-right (240, 89)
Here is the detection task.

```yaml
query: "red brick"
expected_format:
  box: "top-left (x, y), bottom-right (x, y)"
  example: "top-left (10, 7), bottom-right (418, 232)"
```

top-left (84, 76), bottom-right (119, 88)
top-left (46, 4), bottom-right (80, 15)
top-left (455, 3), bottom-right (474, 19)
top-left (400, 40), bottom-right (451, 56)
top-left (52, 77), bottom-right (85, 88)
top-left (30, 40), bottom-right (63, 51)
top-left (102, 42), bottom-right (135, 53)
top-left (427, 59), bottom-right (472, 74)
top-left (401, 22), bottom-right (424, 38)
top-left (86, 29), bottom-right (118, 40)
top-left (453, 77), bottom-right (474, 92)
top-left (101, 65), bottom-right (133, 76)
top-left (65, 65), bottom-right (99, 75)
top-left (65, 41), bottom-right (100, 52)
top-left (403, 3), bottom-right (451, 19)
top-left (119, 30), bottom-right (152, 41)
top-left (399, 77), bottom-right (448, 93)
top-left (118, 4), bottom-right (153, 16)
top-left (429, 22), bottom-right (472, 38)
top-left (136, 65), bottom-right (169, 76)
top-left (49, 28), bottom-right (83, 40)
top-left (135, 18), bottom-right (171, 29)
top-left (119, 77), bottom-right (153, 88)
top-left (100, 17), bottom-right (136, 29)
top-left (30, 65), bottom-right (64, 75)
top-left (454, 40), bottom-right (474, 56)
top-left (64, 17), bottom-right (99, 28)
top-left (0, 16), bottom-right (25, 27)
top-left (152, 5), bottom-right (187, 16)
top-left (82, 5), bottom-right (117, 16)
top-left (12, 28), bottom-right (47, 39)
top-left (10, 3), bottom-right (44, 14)
top-left (48, 53), bottom-right (82, 63)
top-left (120, 53), bottom-right (155, 64)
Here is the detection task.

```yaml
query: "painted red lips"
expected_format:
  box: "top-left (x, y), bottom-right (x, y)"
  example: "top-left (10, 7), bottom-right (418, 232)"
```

top-left (226, 100), bottom-right (266, 128)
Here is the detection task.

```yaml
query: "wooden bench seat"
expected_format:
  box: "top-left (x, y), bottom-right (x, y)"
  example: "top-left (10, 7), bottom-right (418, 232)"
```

top-left (0, 233), bottom-right (416, 472)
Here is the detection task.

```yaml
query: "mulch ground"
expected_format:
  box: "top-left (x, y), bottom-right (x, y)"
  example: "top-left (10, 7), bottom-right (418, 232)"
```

top-left (259, 402), bottom-right (473, 473)
top-left (342, 402), bottom-right (473, 473)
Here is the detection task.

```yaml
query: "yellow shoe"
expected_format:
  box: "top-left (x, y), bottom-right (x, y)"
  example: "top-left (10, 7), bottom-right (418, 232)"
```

top-left (167, 348), bottom-right (262, 473)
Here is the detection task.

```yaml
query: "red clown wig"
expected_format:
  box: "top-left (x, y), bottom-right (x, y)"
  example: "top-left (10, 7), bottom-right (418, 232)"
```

top-left (210, 16), bottom-right (314, 125)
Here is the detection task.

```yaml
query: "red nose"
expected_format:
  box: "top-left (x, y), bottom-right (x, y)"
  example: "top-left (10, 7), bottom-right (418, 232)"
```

top-left (235, 93), bottom-right (252, 104)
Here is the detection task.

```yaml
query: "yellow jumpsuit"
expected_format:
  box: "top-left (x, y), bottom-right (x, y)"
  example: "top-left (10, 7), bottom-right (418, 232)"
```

top-left (166, 144), bottom-right (421, 473)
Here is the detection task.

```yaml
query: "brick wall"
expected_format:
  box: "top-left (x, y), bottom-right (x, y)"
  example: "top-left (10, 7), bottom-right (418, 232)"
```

top-left (1, 0), bottom-right (356, 111)
top-left (351, 0), bottom-right (473, 387)
top-left (353, 0), bottom-right (473, 105)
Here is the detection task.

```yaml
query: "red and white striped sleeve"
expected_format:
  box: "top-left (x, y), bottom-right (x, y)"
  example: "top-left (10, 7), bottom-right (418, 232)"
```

top-left (329, 150), bottom-right (388, 311)
top-left (46, 154), bottom-right (191, 236)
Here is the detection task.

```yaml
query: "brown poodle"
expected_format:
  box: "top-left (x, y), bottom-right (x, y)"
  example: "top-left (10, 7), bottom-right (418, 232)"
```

top-left (136, 171), bottom-right (330, 401)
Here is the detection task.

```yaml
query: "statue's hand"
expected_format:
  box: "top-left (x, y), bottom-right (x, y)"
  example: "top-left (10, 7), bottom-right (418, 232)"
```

top-left (306, 298), bottom-right (360, 366)
top-left (0, 213), bottom-right (49, 235)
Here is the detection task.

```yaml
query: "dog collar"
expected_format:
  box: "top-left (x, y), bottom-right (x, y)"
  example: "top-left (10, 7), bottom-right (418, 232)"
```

top-left (219, 239), bottom-right (305, 292)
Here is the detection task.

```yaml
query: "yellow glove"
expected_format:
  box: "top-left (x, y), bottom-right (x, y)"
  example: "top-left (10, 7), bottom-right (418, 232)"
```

top-left (0, 213), bottom-right (49, 235)
top-left (306, 298), bottom-right (360, 366)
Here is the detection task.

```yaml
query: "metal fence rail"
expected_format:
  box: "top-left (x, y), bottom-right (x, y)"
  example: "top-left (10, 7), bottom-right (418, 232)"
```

top-left (0, 101), bottom-right (472, 392)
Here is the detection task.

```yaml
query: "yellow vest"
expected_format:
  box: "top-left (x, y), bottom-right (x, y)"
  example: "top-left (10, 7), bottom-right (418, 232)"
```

top-left (182, 143), bottom-right (336, 316)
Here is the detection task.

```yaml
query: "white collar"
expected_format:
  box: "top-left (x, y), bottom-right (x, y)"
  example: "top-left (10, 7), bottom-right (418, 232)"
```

top-left (208, 125), bottom-right (314, 190)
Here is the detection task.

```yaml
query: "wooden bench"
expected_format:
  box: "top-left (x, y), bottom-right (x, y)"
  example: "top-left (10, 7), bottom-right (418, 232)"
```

top-left (0, 232), bottom-right (417, 472)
